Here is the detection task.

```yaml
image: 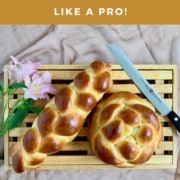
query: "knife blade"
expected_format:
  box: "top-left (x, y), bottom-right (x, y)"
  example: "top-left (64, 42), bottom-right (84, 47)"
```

top-left (107, 43), bottom-right (180, 132)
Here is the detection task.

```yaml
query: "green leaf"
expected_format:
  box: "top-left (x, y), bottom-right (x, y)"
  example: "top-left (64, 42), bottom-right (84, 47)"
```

top-left (0, 80), bottom-right (3, 92)
top-left (8, 82), bottom-right (27, 91)
top-left (7, 108), bottom-right (29, 130)
top-left (0, 125), bottom-right (7, 136)
top-left (27, 105), bottom-right (42, 114)
top-left (23, 98), bottom-right (33, 106)
top-left (18, 98), bottom-right (42, 114)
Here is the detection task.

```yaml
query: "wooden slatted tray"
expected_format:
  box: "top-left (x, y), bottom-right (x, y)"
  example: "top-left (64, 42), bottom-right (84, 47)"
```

top-left (4, 64), bottom-right (178, 170)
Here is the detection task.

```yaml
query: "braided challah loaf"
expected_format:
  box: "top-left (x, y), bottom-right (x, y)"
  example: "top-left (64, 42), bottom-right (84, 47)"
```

top-left (9, 60), bottom-right (113, 173)
top-left (89, 91), bottom-right (162, 167)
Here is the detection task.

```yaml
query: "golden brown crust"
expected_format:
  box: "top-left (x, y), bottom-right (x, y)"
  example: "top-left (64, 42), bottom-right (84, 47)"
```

top-left (93, 71), bottom-right (112, 92)
top-left (37, 107), bottom-right (57, 135)
top-left (89, 91), bottom-right (162, 168)
top-left (55, 113), bottom-right (84, 136)
top-left (76, 93), bottom-right (97, 112)
top-left (11, 151), bottom-right (25, 173)
top-left (102, 120), bottom-right (122, 142)
top-left (119, 140), bottom-right (139, 160)
top-left (91, 60), bottom-right (111, 74)
top-left (39, 135), bottom-right (65, 154)
top-left (28, 156), bottom-right (45, 166)
top-left (94, 134), bottom-right (123, 165)
top-left (74, 71), bottom-right (91, 90)
top-left (23, 128), bottom-right (40, 153)
top-left (55, 87), bottom-right (73, 112)
top-left (9, 60), bottom-right (112, 173)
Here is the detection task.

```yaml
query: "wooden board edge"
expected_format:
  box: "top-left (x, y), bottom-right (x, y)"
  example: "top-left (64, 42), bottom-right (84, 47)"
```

top-left (37, 64), bottom-right (177, 70)
top-left (171, 65), bottom-right (178, 167)
top-left (3, 64), bottom-right (178, 169)
top-left (3, 71), bottom-right (10, 169)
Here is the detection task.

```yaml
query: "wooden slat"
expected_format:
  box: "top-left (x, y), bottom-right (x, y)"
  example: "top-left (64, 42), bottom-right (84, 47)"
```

top-left (111, 70), bottom-right (173, 80)
top-left (163, 127), bottom-right (173, 136)
top-left (41, 155), bottom-right (173, 165)
top-left (112, 84), bottom-right (173, 93)
top-left (35, 64), bottom-right (176, 70)
top-left (7, 155), bottom-right (175, 170)
top-left (8, 140), bottom-right (173, 155)
top-left (12, 83), bottom-right (174, 94)
top-left (156, 141), bottom-right (173, 151)
top-left (38, 70), bottom-right (173, 80)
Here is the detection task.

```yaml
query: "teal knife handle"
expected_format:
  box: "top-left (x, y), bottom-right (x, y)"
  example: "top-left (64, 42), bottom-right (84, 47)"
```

top-left (167, 111), bottom-right (180, 132)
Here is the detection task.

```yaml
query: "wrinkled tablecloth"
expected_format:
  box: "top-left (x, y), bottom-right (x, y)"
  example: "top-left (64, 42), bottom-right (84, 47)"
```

top-left (0, 25), bottom-right (180, 180)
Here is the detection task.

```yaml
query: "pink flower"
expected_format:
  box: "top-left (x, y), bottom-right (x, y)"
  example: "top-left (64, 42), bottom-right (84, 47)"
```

top-left (23, 71), bottom-right (56, 100)
top-left (3, 56), bottom-right (41, 82)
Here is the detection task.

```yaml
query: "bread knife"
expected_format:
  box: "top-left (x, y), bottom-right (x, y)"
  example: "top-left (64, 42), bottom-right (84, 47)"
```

top-left (107, 44), bottom-right (180, 132)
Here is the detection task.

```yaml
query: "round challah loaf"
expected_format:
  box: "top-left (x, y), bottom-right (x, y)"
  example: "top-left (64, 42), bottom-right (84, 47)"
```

top-left (89, 91), bottom-right (162, 167)
top-left (9, 60), bottom-right (113, 173)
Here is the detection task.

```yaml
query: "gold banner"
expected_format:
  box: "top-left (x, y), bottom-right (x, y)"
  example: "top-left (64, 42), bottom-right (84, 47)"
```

top-left (0, 0), bottom-right (179, 24)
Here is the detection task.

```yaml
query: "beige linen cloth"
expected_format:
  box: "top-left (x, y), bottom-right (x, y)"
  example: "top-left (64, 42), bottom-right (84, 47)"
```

top-left (0, 25), bottom-right (180, 180)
